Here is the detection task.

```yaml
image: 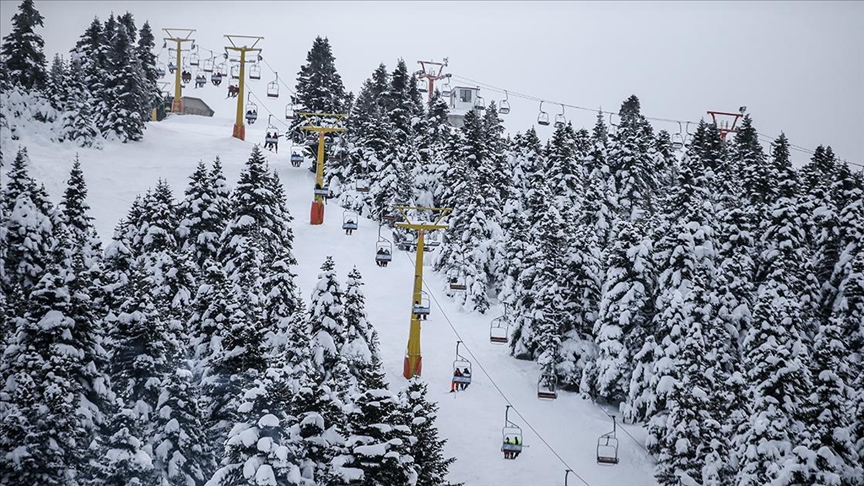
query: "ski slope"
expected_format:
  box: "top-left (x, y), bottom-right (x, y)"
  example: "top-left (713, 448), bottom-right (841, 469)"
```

top-left (6, 88), bottom-right (659, 486)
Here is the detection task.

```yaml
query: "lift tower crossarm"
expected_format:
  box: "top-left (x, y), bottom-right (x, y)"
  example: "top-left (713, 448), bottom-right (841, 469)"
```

top-left (297, 112), bottom-right (348, 225)
top-left (162, 29), bottom-right (196, 114)
top-left (417, 59), bottom-right (451, 103)
top-left (224, 34), bottom-right (264, 141)
top-left (393, 206), bottom-right (453, 379)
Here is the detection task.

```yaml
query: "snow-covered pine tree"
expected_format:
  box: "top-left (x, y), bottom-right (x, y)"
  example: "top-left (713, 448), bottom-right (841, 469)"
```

top-left (58, 56), bottom-right (102, 148)
top-left (581, 220), bottom-right (653, 404)
top-left (178, 158), bottom-right (230, 274)
top-left (607, 95), bottom-right (659, 222)
top-left (344, 355), bottom-right (416, 486)
top-left (0, 248), bottom-right (103, 486)
top-left (135, 21), bottom-right (160, 121)
top-left (308, 256), bottom-right (348, 382)
top-left (293, 36), bottom-right (348, 114)
top-left (102, 15), bottom-right (146, 142)
top-left (398, 378), bottom-right (458, 486)
top-left (59, 155), bottom-right (102, 267)
top-left (413, 90), bottom-right (450, 213)
top-left (342, 266), bottom-right (381, 386)
top-left (207, 359), bottom-right (307, 486)
top-left (0, 0), bottom-right (47, 91)
top-left (579, 112), bottom-right (617, 248)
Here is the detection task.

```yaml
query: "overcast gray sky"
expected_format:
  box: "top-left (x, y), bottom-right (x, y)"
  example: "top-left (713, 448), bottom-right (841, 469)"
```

top-left (2, 1), bottom-right (863, 169)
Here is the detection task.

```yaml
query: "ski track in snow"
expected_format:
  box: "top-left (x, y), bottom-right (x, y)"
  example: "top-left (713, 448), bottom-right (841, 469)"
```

top-left (7, 89), bottom-right (658, 486)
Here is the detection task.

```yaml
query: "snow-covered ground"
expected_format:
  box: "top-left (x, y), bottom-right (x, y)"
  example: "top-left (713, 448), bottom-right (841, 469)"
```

top-left (5, 85), bottom-right (659, 485)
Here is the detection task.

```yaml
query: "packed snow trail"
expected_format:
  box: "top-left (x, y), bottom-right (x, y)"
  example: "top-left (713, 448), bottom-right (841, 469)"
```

top-left (8, 95), bottom-right (659, 485)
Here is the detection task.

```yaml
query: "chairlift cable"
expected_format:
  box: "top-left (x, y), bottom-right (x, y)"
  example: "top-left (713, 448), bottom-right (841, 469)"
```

top-left (448, 74), bottom-right (862, 169)
top-left (246, 89), bottom-right (293, 131)
top-left (392, 250), bottom-right (592, 486)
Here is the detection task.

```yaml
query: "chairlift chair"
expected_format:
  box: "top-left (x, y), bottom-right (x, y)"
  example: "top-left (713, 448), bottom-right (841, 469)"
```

top-left (195, 73), bottom-right (206, 88)
top-left (490, 316), bottom-right (509, 344)
top-left (554, 104), bottom-right (567, 128)
top-left (202, 57), bottom-right (214, 73)
top-left (245, 98), bottom-right (258, 124)
top-left (501, 406), bottom-right (524, 459)
top-left (375, 238), bottom-right (393, 264)
top-left (537, 372), bottom-right (558, 400)
top-left (230, 64), bottom-right (240, 80)
top-left (609, 113), bottom-right (620, 134)
top-left (313, 184), bottom-right (330, 197)
top-left (356, 179), bottom-right (370, 193)
top-left (412, 291), bottom-right (431, 316)
top-left (249, 63), bottom-right (262, 80)
top-left (211, 71), bottom-right (223, 86)
top-left (290, 153), bottom-right (304, 167)
top-left (155, 62), bottom-right (166, 78)
top-left (537, 101), bottom-right (550, 126)
top-left (425, 230), bottom-right (441, 248)
top-left (342, 210), bottom-right (359, 231)
top-left (671, 122), bottom-right (684, 150)
top-left (441, 81), bottom-right (452, 98)
top-left (499, 90), bottom-right (511, 115)
top-left (188, 52), bottom-right (199, 67)
top-left (452, 341), bottom-right (473, 387)
top-left (267, 72), bottom-right (280, 98)
top-left (448, 268), bottom-right (467, 291)
top-left (168, 61), bottom-right (176, 74)
top-left (597, 416), bottom-right (620, 465)
top-left (215, 62), bottom-right (227, 76)
top-left (474, 95), bottom-right (486, 110)
top-left (285, 104), bottom-right (295, 120)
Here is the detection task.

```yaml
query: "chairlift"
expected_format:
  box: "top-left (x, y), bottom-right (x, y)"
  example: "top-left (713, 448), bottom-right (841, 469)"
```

top-left (375, 237), bottom-right (393, 265)
top-left (441, 80), bottom-right (452, 98)
top-left (356, 179), bottom-right (370, 193)
top-left (684, 121), bottom-right (695, 147)
top-left (267, 73), bottom-right (280, 98)
top-left (181, 70), bottom-right (192, 85)
top-left (195, 73), bottom-right (206, 88)
top-left (412, 291), bottom-right (431, 317)
top-left (554, 104), bottom-right (567, 128)
top-left (501, 405), bottom-right (524, 460)
top-left (538, 372), bottom-right (558, 400)
top-left (499, 90), bottom-right (511, 115)
top-left (211, 71), bottom-right (223, 86)
top-left (285, 103), bottom-right (295, 120)
top-left (249, 63), bottom-right (261, 80)
top-left (425, 230), bottom-right (441, 248)
top-left (342, 210), bottom-right (359, 232)
top-left (490, 315), bottom-right (509, 344)
top-left (155, 62), bottom-right (166, 78)
top-left (417, 72), bottom-right (428, 93)
top-left (168, 61), bottom-right (176, 74)
top-left (597, 416), bottom-right (620, 465)
top-left (537, 101), bottom-right (550, 126)
top-left (188, 51), bottom-right (199, 67)
top-left (313, 183), bottom-right (330, 197)
top-left (290, 152), bottom-right (304, 167)
top-left (473, 94), bottom-right (486, 110)
top-left (671, 122), bottom-right (684, 150)
top-left (565, 470), bottom-right (575, 486)
top-left (245, 97), bottom-right (258, 124)
top-left (451, 341), bottom-right (472, 389)
top-left (609, 113), bottom-right (620, 134)
top-left (448, 267), bottom-right (467, 291)
top-left (202, 56), bottom-right (214, 73)
top-left (215, 62), bottom-right (227, 76)
top-left (230, 64), bottom-right (240, 80)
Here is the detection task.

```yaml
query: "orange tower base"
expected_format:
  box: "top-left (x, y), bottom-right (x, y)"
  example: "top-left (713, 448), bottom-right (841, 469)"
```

top-left (310, 200), bottom-right (325, 225)
top-left (171, 99), bottom-right (183, 114)
top-left (403, 355), bottom-right (423, 379)
top-left (232, 124), bottom-right (246, 140)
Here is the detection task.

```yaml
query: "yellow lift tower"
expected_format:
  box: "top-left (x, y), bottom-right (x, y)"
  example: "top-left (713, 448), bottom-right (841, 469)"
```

top-left (224, 35), bottom-right (263, 141)
top-left (162, 29), bottom-right (196, 114)
top-left (296, 112), bottom-right (347, 225)
top-left (393, 206), bottom-right (452, 379)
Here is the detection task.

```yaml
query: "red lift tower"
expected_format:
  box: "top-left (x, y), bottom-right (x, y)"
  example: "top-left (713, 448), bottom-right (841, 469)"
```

top-left (417, 58), bottom-right (451, 103)
top-left (707, 106), bottom-right (747, 142)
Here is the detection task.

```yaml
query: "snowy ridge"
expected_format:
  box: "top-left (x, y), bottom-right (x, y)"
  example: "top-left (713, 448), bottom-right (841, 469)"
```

top-left (5, 102), bottom-right (658, 486)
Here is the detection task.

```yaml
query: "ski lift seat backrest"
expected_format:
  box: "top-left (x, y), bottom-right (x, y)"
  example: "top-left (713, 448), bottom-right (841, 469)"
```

top-left (249, 64), bottom-right (261, 80)
top-left (596, 434), bottom-right (619, 465)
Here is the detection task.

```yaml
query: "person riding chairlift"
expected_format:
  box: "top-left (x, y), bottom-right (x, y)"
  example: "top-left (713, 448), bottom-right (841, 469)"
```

top-left (345, 219), bottom-right (356, 235)
top-left (460, 367), bottom-right (470, 391)
top-left (450, 368), bottom-right (463, 393)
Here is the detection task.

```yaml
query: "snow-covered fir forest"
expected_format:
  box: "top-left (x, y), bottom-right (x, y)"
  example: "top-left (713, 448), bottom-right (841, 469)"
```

top-left (1, 1), bottom-right (863, 485)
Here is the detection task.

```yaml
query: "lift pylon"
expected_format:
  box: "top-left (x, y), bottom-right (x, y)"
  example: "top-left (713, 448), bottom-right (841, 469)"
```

top-left (416, 58), bottom-right (452, 103)
top-left (394, 206), bottom-right (452, 379)
top-left (707, 106), bottom-right (747, 142)
top-left (224, 34), bottom-right (264, 141)
top-left (296, 112), bottom-right (348, 225)
top-left (162, 29), bottom-right (196, 114)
